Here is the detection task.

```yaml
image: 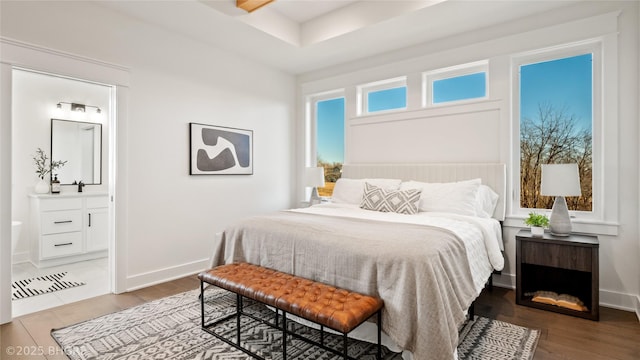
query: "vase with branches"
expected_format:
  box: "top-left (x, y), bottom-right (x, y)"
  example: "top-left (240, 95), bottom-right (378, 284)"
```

top-left (33, 147), bottom-right (67, 193)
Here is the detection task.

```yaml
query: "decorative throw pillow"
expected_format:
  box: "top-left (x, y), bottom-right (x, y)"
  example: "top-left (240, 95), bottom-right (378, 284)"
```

top-left (360, 182), bottom-right (422, 215)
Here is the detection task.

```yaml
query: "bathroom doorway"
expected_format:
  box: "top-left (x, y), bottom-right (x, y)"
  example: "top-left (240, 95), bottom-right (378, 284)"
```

top-left (10, 68), bottom-right (114, 317)
top-left (1, 39), bottom-right (130, 324)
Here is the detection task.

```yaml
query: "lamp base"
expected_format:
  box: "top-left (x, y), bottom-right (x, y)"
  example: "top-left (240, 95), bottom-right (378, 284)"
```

top-left (309, 187), bottom-right (322, 205)
top-left (549, 196), bottom-right (572, 236)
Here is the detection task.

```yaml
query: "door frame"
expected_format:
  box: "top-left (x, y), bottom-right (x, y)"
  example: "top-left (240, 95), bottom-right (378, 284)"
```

top-left (0, 37), bottom-right (131, 323)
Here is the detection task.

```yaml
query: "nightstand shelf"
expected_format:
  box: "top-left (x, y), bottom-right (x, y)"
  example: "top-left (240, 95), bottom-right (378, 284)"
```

top-left (516, 229), bottom-right (599, 321)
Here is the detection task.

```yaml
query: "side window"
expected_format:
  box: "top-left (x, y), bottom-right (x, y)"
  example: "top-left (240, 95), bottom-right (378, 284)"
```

top-left (314, 96), bottom-right (345, 196)
top-left (517, 52), bottom-right (594, 212)
top-left (423, 61), bottom-right (488, 106)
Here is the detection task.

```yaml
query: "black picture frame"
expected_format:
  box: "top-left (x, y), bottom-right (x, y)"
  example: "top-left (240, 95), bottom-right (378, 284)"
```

top-left (189, 123), bottom-right (253, 175)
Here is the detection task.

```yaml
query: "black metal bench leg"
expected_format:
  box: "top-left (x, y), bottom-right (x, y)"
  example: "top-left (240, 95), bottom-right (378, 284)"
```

top-left (236, 294), bottom-right (242, 346)
top-left (200, 280), bottom-right (205, 327)
top-left (343, 332), bottom-right (348, 359)
top-left (377, 310), bottom-right (382, 360)
top-left (320, 325), bottom-right (324, 346)
top-left (282, 312), bottom-right (287, 360)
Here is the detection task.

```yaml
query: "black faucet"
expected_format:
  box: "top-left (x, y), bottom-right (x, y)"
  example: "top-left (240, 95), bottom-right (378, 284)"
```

top-left (78, 181), bottom-right (85, 192)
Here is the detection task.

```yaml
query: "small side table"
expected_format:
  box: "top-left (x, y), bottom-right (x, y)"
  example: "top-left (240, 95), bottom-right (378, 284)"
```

top-left (516, 229), bottom-right (599, 321)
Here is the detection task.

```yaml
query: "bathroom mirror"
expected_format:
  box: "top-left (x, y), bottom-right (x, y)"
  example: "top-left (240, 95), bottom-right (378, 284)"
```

top-left (51, 119), bottom-right (102, 185)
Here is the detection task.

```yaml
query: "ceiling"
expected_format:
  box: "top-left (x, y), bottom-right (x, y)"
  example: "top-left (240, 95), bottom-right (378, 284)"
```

top-left (269, 0), bottom-right (358, 23)
top-left (97, 0), bottom-right (579, 75)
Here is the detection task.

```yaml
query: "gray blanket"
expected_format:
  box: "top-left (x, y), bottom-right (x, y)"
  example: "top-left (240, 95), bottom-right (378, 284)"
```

top-left (210, 211), bottom-right (478, 360)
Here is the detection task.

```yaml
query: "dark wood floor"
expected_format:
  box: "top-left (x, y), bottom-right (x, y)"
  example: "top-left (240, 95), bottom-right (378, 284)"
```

top-left (1, 275), bottom-right (639, 359)
top-left (474, 287), bottom-right (640, 360)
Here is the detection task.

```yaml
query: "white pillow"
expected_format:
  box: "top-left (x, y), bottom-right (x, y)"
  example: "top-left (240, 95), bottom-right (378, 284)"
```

top-left (476, 185), bottom-right (499, 218)
top-left (331, 178), bottom-right (402, 205)
top-left (399, 179), bottom-right (481, 216)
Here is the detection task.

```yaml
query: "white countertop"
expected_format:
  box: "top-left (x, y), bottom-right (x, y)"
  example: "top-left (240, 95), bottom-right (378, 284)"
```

top-left (28, 192), bottom-right (108, 199)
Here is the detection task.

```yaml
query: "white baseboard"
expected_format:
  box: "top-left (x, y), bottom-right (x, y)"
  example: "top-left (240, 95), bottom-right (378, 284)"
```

top-left (492, 272), bottom-right (515, 289)
top-left (125, 258), bottom-right (210, 292)
top-left (11, 251), bottom-right (29, 265)
top-left (491, 273), bottom-right (639, 316)
top-left (599, 289), bottom-right (639, 312)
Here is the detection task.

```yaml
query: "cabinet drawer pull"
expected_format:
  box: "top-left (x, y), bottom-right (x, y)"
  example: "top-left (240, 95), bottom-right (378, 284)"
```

top-left (89, 213), bottom-right (91, 227)
top-left (54, 242), bottom-right (73, 247)
top-left (54, 220), bottom-right (73, 224)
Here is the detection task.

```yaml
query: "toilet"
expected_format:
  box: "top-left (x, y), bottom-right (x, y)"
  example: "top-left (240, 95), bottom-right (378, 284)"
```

top-left (11, 220), bottom-right (22, 257)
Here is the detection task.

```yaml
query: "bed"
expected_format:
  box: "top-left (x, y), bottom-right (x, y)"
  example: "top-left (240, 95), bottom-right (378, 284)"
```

top-left (209, 163), bottom-right (506, 360)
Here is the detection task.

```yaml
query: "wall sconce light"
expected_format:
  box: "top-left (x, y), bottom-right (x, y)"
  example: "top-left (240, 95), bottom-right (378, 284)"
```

top-left (57, 101), bottom-right (102, 115)
top-left (71, 103), bottom-right (85, 112)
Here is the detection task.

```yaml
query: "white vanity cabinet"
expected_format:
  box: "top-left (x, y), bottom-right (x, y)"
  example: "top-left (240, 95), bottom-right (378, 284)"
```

top-left (29, 193), bottom-right (109, 268)
top-left (85, 196), bottom-right (109, 253)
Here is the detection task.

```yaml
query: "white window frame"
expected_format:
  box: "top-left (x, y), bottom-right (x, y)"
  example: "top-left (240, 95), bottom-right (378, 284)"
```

top-left (356, 76), bottom-right (407, 116)
top-left (511, 40), bottom-right (603, 222)
top-left (422, 60), bottom-right (488, 107)
top-left (305, 89), bottom-right (346, 168)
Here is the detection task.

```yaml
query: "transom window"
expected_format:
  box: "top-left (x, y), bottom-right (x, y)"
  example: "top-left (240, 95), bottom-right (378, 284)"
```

top-left (358, 77), bottom-right (407, 115)
top-left (423, 61), bottom-right (488, 106)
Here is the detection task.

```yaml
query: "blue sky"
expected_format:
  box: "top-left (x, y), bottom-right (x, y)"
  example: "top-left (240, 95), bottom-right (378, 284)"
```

top-left (433, 72), bottom-right (486, 103)
top-left (520, 53), bottom-right (593, 131)
top-left (316, 98), bottom-right (345, 164)
top-left (368, 87), bottom-right (406, 112)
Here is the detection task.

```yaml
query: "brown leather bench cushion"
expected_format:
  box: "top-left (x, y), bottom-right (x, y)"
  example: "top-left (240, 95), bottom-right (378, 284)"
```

top-left (199, 263), bottom-right (384, 334)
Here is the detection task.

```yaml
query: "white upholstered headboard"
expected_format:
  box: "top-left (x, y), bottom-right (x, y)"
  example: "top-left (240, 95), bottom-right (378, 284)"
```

top-left (341, 163), bottom-right (507, 221)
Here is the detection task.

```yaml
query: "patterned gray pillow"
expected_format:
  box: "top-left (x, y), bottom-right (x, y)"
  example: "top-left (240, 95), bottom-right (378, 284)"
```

top-left (360, 182), bottom-right (422, 215)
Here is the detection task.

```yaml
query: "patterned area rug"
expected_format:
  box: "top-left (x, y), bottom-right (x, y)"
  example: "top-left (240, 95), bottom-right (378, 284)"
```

top-left (12, 272), bottom-right (85, 300)
top-left (51, 288), bottom-right (539, 360)
top-left (458, 316), bottom-right (539, 359)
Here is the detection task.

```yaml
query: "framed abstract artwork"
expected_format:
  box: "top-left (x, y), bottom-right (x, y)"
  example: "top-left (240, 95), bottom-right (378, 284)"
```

top-left (189, 123), bottom-right (253, 175)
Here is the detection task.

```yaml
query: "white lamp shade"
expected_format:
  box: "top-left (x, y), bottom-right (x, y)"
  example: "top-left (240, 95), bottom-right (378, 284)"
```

top-left (304, 167), bottom-right (325, 187)
top-left (540, 164), bottom-right (582, 196)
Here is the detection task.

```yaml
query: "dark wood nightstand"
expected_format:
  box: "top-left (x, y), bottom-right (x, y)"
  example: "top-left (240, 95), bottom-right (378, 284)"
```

top-left (516, 229), bottom-right (599, 321)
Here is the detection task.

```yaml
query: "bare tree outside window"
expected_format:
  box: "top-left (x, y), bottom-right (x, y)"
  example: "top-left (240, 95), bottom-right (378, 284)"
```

top-left (520, 103), bottom-right (592, 211)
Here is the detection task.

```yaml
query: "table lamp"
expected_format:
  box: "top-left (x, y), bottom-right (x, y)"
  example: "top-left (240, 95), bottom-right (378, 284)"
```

top-left (305, 167), bottom-right (325, 205)
top-left (540, 163), bottom-right (581, 236)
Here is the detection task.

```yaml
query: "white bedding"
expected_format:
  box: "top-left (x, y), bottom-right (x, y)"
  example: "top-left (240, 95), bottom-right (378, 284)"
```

top-left (283, 202), bottom-right (504, 359)
top-left (290, 202), bottom-right (504, 297)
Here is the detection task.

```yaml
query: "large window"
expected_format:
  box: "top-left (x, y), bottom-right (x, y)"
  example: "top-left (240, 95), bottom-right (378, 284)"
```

top-left (310, 94), bottom-right (345, 196)
top-left (517, 51), bottom-right (595, 212)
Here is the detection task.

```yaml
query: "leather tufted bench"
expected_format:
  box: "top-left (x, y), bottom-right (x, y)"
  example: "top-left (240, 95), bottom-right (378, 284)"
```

top-left (198, 262), bottom-right (384, 360)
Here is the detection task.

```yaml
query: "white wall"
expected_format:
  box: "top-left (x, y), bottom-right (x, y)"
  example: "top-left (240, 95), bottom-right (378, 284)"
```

top-left (637, 0), bottom-right (640, 321)
top-left (298, 1), bottom-right (640, 313)
top-left (1, 1), bottom-right (296, 290)
top-left (11, 70), bottom-right (110, 263)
